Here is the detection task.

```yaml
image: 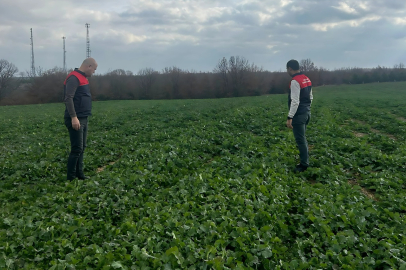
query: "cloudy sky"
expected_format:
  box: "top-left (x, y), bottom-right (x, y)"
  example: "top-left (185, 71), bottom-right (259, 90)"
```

top-left (0, 0), bottom-right (405, 74)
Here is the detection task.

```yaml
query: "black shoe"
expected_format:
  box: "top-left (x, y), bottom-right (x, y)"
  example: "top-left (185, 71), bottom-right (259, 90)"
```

top-left (294, 163), bottom-right (308, 173)
top-left (77, 175), bottom-right (90, 180)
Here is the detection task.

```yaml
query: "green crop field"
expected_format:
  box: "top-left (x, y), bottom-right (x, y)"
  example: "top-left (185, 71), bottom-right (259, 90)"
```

top-left (1, 82), bottom-right (406, 269)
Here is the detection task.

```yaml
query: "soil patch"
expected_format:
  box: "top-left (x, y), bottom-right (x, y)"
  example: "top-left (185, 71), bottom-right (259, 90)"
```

top-left (348, 179), bottom-right (378, 201)
top-left (96, 161), bottom-right (116, 173)
top-left (353, 132), bottom-right (366, 138)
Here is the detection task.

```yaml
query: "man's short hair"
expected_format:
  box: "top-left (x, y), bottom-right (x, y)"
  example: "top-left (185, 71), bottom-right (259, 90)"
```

top-left (286, 60), bottom-right (300, 71)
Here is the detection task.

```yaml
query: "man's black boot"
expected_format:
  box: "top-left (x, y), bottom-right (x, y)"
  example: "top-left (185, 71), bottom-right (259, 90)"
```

top-left (67, 154), bottom-right (78, 180)
top-left (77, 174), bottom-right (90, 180)
top-left (76, 152), bottom-right (89, 180)
top-left (294, 163), bottom-right (308, 173)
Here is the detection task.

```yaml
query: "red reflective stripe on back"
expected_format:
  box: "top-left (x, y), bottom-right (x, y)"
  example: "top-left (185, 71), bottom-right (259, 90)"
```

top-left (64, 71), bottom-right (88, 86)
top-left (292, 74), bottom-right (312, 89)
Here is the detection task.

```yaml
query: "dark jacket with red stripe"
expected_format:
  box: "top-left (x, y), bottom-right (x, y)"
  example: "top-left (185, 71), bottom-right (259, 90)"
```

top-left (64, 69), bottom-right (92, 118)
top-left (288, 73), bottom-right (312, 116)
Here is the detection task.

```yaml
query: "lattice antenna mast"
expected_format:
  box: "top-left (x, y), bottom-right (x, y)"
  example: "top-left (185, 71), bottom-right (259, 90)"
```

top-left (30, 28), bottom-right (35, 76)
top-left (85, 23), bottom-right (91, 58)
top-left (62, 37), bottom-right (67, 71)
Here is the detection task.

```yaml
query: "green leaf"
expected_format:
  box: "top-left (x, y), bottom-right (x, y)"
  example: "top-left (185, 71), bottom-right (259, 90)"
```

top-left (165, 246), bottom-right (179, 255)
top-left (261, 248), bottom-right (273, 259)
top-left (308, 214), bottom-right (316, 222)
top-left (111, 261), bottom-right (124, 269)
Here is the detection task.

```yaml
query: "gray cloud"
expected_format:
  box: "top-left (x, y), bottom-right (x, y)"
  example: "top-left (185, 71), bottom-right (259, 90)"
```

top-left (0, 0), bottom-right (405, 74)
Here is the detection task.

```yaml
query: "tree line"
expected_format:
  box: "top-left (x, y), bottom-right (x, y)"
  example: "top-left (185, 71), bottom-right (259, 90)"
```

top-left (1, 57), bottom-right (406, 105)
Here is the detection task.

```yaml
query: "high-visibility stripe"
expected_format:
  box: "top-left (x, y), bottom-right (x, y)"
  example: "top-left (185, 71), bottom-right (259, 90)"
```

top-left (289, 74), bottom-right (312, 89)
top-left (64, 70), bottom-right (88, 86)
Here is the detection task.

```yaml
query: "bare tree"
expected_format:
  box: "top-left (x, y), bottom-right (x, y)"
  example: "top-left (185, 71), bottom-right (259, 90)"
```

top-left (0, 59), bottom-right (19, 100)
top-left (316, 66), bottom-right (329, 86)
top-left (213, 57), bottom-right (229, 96)
top-left (183, 70), bottom-right (197, 98)
top-left (163, 66), bottom-right (183, 98)
top-left (245, 64), bottom-right (268, 95)
top-left (25, 66), bottom-right (44, 78)
top-left (394, 63), bottom-right (405, 69)
top-left (247, 63), bottom-right (263, 73)
top-left (105, 69), bottom-right (129, 99)
top-left (214, 56), bottom-right (264, 97)
top-left (23, 66), bottom-right (67, 104)
top-left (229, 56), bottom-right (249, 96)
top-left (137, 68), bottom-right (157, 99)
top-left (107, 69), bottom-right (127, 76)
top-left (300, 59), bottom-right (317, 72)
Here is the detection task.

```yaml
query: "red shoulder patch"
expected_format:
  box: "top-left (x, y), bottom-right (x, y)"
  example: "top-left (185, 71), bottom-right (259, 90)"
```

top-left (64, 71), bottom-right (88, 86)
top-left (293, 74), bottom-right (312, 88)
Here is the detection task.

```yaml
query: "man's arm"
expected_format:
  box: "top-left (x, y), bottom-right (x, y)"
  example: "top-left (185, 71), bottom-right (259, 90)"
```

top-left (64, 76), bottom-right (81, 130)
top-left (64, 76), bottom-right (79, 117)
top-left (310, 89), bottom-right (313, 104)
top-left (288, 80), bottom-right (300, 119)
top-left (286, 80), bottom-right (300, 129)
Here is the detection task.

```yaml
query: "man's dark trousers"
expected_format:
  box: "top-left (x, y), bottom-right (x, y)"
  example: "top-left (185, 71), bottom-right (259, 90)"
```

top-left (65, 117), bottom-right (88, 180)
top-left (292, 112), bottom-right (311, 167)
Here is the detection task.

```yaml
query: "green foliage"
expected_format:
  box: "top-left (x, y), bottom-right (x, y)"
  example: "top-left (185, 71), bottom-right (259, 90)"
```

top-left (1, 82), bottom-right (406, 269)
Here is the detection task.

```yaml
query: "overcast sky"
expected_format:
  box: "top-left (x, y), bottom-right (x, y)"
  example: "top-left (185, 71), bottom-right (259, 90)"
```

top-left (0, 0), bottom-right (405, 74)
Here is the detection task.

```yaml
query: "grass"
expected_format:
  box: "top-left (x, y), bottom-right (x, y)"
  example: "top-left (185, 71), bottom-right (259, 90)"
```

top-left (0, 82), bottom-right (406, 269)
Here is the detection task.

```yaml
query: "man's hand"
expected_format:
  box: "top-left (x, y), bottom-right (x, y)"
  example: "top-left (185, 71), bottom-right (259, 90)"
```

top-left (72, 117), bottom-right (80, 131)
top-left (286, 119), bottom-right (293, 129)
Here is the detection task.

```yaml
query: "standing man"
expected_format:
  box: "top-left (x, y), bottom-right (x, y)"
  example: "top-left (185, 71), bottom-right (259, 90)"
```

top-left (64, 58), bottom-right (98, 180)
top-left (286, 59), bottom-right (313, 173)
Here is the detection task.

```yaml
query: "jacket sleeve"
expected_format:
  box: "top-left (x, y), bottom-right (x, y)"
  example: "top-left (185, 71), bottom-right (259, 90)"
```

top-left (288, 80), bottom-right (300, 118)
top-left (64, 76), bottom-right (80, 118)
top-left (310, 89), bottom-right (313, 104)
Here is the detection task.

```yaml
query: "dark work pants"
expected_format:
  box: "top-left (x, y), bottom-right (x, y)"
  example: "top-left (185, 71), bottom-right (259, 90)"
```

top-left (292, 112), bottom-right (311, 167)
top-left (65, 117), bottom-right (88, 180)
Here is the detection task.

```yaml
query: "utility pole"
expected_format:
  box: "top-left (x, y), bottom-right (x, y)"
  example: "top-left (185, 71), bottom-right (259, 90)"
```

top-left (62, 36), bottom-right (67, 72)
top-left (30, 28), bottom-right (35, 76)
top-left (85, 23), bottom-right (91, 58)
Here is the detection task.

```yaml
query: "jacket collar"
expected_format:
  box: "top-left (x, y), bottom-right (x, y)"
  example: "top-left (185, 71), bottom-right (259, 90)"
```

top-left (74, 68), bottom-right (87, 77)
top-left (291, 72), bottom-right (302, 78)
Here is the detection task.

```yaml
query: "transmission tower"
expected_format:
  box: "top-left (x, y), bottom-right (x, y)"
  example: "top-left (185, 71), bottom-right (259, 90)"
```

top-left (30, 28), bottom-right (35, 76)
top-left (62, 37), bottom-right (67, 71)
top-left (85, 23), bottom-right (91, 58)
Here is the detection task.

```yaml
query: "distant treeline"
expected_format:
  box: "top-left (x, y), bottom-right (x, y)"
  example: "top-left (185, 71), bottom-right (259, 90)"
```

top-left (1, 57), bottom-right (406, 105)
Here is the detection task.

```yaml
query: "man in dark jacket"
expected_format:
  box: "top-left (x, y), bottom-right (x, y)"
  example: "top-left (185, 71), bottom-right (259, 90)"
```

top-left (286, 59), bottom-right (313, 173)
top-left (64, 58), bottom-right (98, 180)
